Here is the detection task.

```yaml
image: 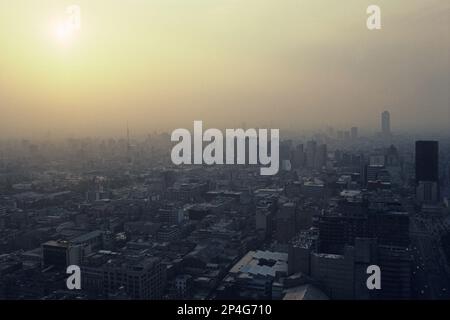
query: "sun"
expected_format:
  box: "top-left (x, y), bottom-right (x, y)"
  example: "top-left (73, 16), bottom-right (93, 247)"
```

top-left (52, 20), bottom-right (79, 47)
top-left (55, 23), bottom-right (72, 41)
top-left (50, 5), bottom-right (81, 47)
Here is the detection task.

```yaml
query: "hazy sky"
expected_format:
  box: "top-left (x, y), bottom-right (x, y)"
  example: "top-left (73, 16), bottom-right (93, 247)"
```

top-left (0, 0), bottom-right (448, 137)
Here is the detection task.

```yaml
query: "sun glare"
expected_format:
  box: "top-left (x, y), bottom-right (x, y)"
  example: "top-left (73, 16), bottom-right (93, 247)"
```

top-left (55, 22), bottom-right (72, 42)
top-left (52, 5), bottom-right (81, 47)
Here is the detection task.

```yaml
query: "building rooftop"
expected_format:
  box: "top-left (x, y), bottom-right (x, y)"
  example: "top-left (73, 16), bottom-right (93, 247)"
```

top-left (340, 190), bottom-right (362, 198)
top-left (230, 250), bottom-right (288, 278)
top-left (71, 230), bottom-right (103, 244)
top-left (42, 240), bottom-right (71, 248)
top-left (283, 284), bottom-right (329, 300)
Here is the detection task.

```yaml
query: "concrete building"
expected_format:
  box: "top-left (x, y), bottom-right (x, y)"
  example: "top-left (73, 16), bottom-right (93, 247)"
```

top-left (42, 240), bottom-right (82, 270)
top-left (255, 206), bottom-right (273, 239)
top-left (288, 231), bottom-right (318, 276)
top-left (175, 274), bottom-right (193, 299)
top-left (378, 245), bottom-right (411, 299)
top-left (310, 246), bottom-right (355, 299)
top-left (276, 202), bottom-right (296, 244)
top-left (381, 111), bottom-right (391, 136)
top-left (221, 250), bottom-right (288, 299)
top-left (82, 251), bottom-right (166, 299)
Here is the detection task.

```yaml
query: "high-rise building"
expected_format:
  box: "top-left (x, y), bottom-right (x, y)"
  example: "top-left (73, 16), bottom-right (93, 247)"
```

top-left (276, 202), bottom-right (297, 244)
top-left (313, 144), bottom-right (327, 169)
top-left (288, 231), bottom-right (318, 276)
top-left (376, 212), bottom-right (410, 247)
top-left (310, 246), bottom-right (355, 299)
top-left (42, 240), bottom-right (83, 270)
top-left (378, 245), bottom-right (411, 299)
top-left (416, 181), bottom-right (439, 203)
top-left (415, 141), bottom-right (439, 202)
top-left (306, 141), bottom-right (317, 168)
top-left (381, 111), bottom-right (391, 136)
top-left (365, 164), bottom-right (385, 185)
top-left (415, 141), bottom-right (439, 183)
top-left (318, 209), bottom-right (370, 255)
top-left (318, 215), bottom-right (347, 254)
top-left (353, 238), bottom-right (379, 300)
top-left (291, 144), bottom-right (306, 168)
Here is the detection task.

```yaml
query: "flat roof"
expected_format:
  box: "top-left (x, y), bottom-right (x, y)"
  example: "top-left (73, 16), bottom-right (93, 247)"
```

top-left (230, 250), bottom-right (288, 277)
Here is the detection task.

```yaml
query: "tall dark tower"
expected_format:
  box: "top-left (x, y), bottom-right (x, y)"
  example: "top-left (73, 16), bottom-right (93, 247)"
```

top-left (415, 141), bottom-right (438, 183)
top-left (415, 141), bottom-right (439, 203)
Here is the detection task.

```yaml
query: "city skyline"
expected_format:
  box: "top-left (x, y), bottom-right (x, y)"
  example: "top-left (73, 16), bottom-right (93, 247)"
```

top-left (0, 0), bottom-right (449, 304)
top-left (0, 0), bottom-right (449, 137)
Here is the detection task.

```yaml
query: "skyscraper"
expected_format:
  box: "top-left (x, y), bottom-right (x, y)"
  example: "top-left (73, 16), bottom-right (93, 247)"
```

top-left (415, 141), bottom-right (439, 202)
top-left (381, 111), bottom-right (391, 136)
top-left (306, 140), bottom-right (317, 168)
top-left (415, 141), bottom-right (439, 183)
top-left (315, 144), bottom-right (327, 169)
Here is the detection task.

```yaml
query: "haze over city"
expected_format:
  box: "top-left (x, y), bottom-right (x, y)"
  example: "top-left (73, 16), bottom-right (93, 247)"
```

top-left (2, 0), bottom-right (450, 307)
top-left (0, 0), bottom-right (448, 138)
